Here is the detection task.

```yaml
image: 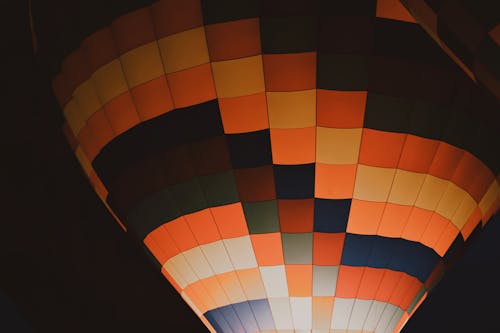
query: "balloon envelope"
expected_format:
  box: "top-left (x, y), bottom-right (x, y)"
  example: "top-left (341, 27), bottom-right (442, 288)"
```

top-left (38, 0), bottom-right (500, 332)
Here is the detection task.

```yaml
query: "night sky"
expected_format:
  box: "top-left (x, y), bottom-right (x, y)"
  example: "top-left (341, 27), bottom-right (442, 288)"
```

top-left (2, 1), bottom-right (499, 332)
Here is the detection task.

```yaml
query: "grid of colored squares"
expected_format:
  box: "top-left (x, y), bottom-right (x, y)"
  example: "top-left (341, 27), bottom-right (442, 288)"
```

top-left (145, 211), bottom-right (431, 331)
top-left (50, 1), bottom-right (500, 333)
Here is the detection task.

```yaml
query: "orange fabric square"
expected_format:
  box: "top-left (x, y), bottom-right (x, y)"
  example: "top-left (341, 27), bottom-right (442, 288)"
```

top-left (460, 207), bottom-right (481, 240)
top-left (251, 233), bottom-right (284, 266)
top-left (210, 203), bottom-right (249, 239)
top-left (335, 265), bottom-right (364, 298)
top-left (419, 213), bottom-right (449, 250)
top-left (218, 271), bottom-right (246, 303)
top-left (359, 129), bottom-right (406, 168)
top-left (236, 268), bottom-right (266, 300)
top-left (312, 297), bottom-right (334, 329)
top-left (316, 90), bottom-right (367, 128)
top-left (234, 165), bottom-right (276, 202)
top-left (347, 199), bottom-right (385, 235)
top-left (201, 275), bottom-right (230, 307)
top-left (77, 126), bottom-right (100, 162)
top-left (218, 92), bottom-right (269, 134)
top-left (263, 52), bottom-right (316, 91)
top-left (111, 7), bottom-right (156, 54)
top-left (428, 142), bottom-right (464, 180)
top-left (144, 224), bottom-right (181, 262)
top-left (398, 135), bottom-right (440, 173)
top-left (400, 279), bottom-right (423, 310)
top-left (270, 127), bottom-right (316, 164)
top-left (377, 203), bottom-right (412, 238)
top-left (163, 217), bottom-right (198, 252)
top-left (357, 267), bottom-right (385, 300)
top-left (451, 152), bottom-right (484, 195)
top-left (88, 171), bottom-right (108, 200)
top-left (206, 18), bottom-right (261, 61)
top-left (104, 92), bottom-right (141, 136)
top-left (144, 234), bottom-right (168, 265)
top-left (315, 163), bottom-right (357, 199)
top-left (389, 274), bottom-right (417, 309)
top-left (186, 279), bottom-right (217, 312)
top-left (278, 199), bottom-right (314, 233)
top-left (85, 109), bottom-right (115, 158)
top-left (376, 0), bottom-right (416, 23)
top-left (131, 75), bottom-right (174, 121)
top-left (167, 63), bottom-right (217, 108)
top-left (434, 222), bottom-right (459, 257)
top-left (184, 209), bottom-right (221, 245)
top-left (375, 269), bottom-right (402, 302)
top-left (401, 207), bottom-right (433, 242)
top-left (286, 265), bottom-right (313, 296)
top-left (312, 232), bottom-right (345, 266)
top-left (467, 165), bottom-right (494, 203)
top-left (152, 0), bottom-right (203, 37)
top-left (183, 283), bottom-right (208, 313)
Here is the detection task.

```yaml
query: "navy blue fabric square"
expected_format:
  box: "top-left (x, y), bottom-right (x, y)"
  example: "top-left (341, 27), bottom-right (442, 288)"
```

top-left (205, 308), bottom-right (230, 333)
top-left (313, 199), bottom-right (351, 232)
top-left (273, 164), bottom-right (315, 199)
top-left (220, 306), bottom-right (245, 332)
top-left (233, 302), bottom-right (260, 333)
top-left (341, 233), bottom-right (375, 267)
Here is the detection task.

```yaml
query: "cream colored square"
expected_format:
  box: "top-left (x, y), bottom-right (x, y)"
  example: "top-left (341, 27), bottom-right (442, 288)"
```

top-left (183, 246), bottom-right (214, 280)
top-left (92, 59), bottom-right (128, 103)
top-left (158, 27), bottom-right (209, 73)
top-left (414, 175), bottom-right (449, 211)
top-left (200, 241), bottom-right (234, 275)
top-left (353, 164), bottom-right (396, 202)
top-left (290, 297), bottom-right (312, 330)
top-left (451, 194), bottom-right (476, 229)
top-left (163, 261), bottom-right (188, 289)
top-left (435, 183), bottom-right (466, 220)
top-left (316, 127), bottom-right (362, 164)
top-left (348, 299), bottom-right (373, 330)
top-left (268, 297), bottom-right (294, 330)
top-left (388, 169), bottom-right (426, 205)
top-left (120, 42), bottom-right (164, 87)
top-left (363, 300), bottom-right (387, 332)
top-left (165, 254), bottom-right (197, 287)
top-left (223, 236), bottom-right (258, 270)
top-left (63, 99), bottom-right (85, 135)
top-left (211, 55), bottom-right (265, 98)
top-left (73, 79), bottom-right (102, 120)
top-left (267, 89), bottom-right (316, 128)
top-left (260, 266), bottom-right (289, 298)
top-left (331, 298), bottom-right (355, 329)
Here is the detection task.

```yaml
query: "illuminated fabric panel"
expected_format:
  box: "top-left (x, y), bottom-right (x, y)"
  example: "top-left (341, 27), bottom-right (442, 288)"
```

top-left (47, 0), bottom-right (500, 332)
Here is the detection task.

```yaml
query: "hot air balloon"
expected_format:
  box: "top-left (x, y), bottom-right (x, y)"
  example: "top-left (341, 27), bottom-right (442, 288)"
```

top-left (31, 0), bottom-right (500, 332)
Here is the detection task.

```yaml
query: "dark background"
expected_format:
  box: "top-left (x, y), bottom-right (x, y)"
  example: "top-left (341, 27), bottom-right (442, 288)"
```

top-left (2, 1), bottom-right (499, 332)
